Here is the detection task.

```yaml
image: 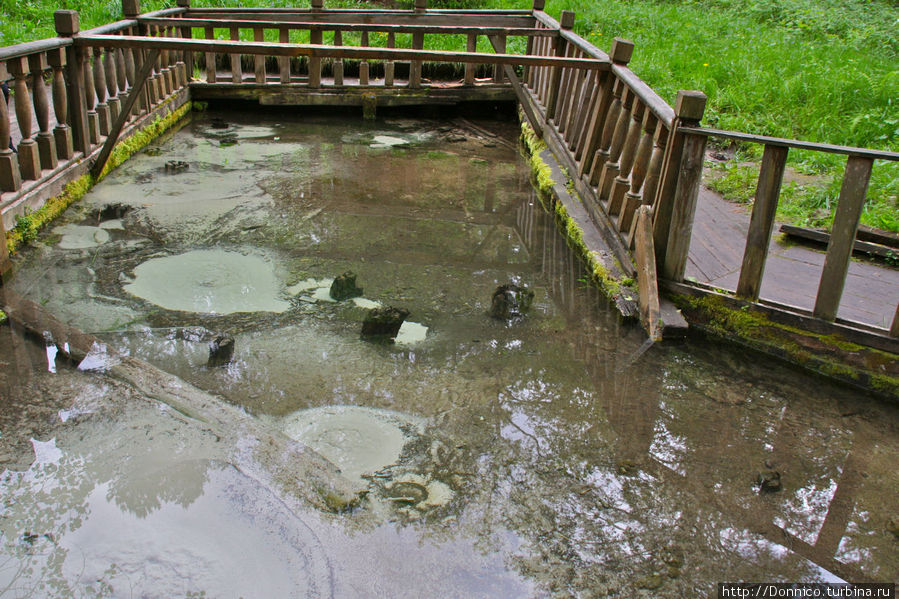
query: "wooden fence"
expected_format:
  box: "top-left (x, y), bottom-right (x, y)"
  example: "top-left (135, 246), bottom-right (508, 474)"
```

top-left (0, 0), bottom-right (896, 349)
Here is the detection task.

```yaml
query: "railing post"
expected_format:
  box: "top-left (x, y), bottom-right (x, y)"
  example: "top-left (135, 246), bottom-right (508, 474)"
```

top-left (410, 0), bottom-right (426, 89)
top-left (55, 10), bottom-right (90, 157)
top-left (229, 26), bottom-right (243, 85)
top-left (0, 62), bottom-right (22, 192)
top-left (253, 27), bottom-right (266, 84)
top-left (332, 30), bottom-right (344, 86)
top-left (28, 54), bottom-right (58, 171)
top-left (813, 155), bottom-right (874, 321)
top-left (359, 31), bottom-right (370, 86)
top-left (385, 32), bottom-right (395, 87)
top-left (9, 58), bottom-right (42, 181)
top-left (736, 144), bottom-right (788, 300)
top-left (659, 90), bottom-right (707, 281)
top-left (309, 0), bottom-right (323, 88)
top-left (122, 0), bottom-right (140, 18)
top-left (204, 26), bottom-right (217, 84)
top-left (177, 0), bottom-right (193, 83)
top-left (278, 27), bottom-right (290, 84)
top-left (464, 33), bottom-right (476, 86)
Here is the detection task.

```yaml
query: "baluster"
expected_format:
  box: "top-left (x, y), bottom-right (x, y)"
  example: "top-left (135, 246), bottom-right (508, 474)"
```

top-left (204, 26), bottom-right (217, 83)
top-left (574, 71), bottom-right (600, 159)
top-left (147, 44), bottom-right (160, 105)
top-left (569, 65), bottom-right (594, 152)
top-left (0, 63), bottom-right (23, 191)
top-left (178, 0), bottom-right (193, 85)
top-left (8, 58), bottom-right (41, 181)
top-left (359, 31), bottom-right (370, 86)
top-left (161, 28), bottom-right (174, 94)
top-left (54, 11), bottom-right (89, 156)
top-left (332, 30), bottom-right (344, 86)
top-left (124, 43), bottom-right (142, 117)
top-left (581, 39), bottom-right (632, 179)
top-left (115, 48), bottom-right (127, 95)
top-left (464, 34), bottom-right (476, 86)
top-left (589, 80), bottom-right (623, 186)
top-left (641, 126), bottom-right (667, 213)
top-left (737, 144), bottom-right (789, 300)
top-left (230, 26), bottom-right (242, 84)
top-left (813, 156), bottom-right (874, 320)
top-left (309, 0), bottom-right (324, 88)
top-left (46, 49), bottom-right (73, 161)
top-left (492, 34), bottom-right (506, 83)
top-left (279, 27), bottom-right (290, 84)
top-left (410, 0), bottom-right (426, 88)
top-left (609, 99), bottom-right (645, 215)
top-left (92, 48), bottom-right (111, 136)
top-left (619, 111), bottom-right (657, 234)
top-left (545, 11), bottom-right (574, 118)
top-left (253, 28), bottom-right (266, 84)
top-left (27, 54), bottom-right (58, 171)
top-left (104, 48), bottom-right (120, 122)
top-left (385, 32), bottom-right (395, 87)
top-left (554, 44), bottom-right (576, 127)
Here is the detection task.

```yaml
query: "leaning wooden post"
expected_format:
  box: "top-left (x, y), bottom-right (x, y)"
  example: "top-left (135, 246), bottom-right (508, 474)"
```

top-left (659, 90), bottom-right (707, 281)
top-left (9, 58), bottom-right (42, 181)
top-left (0, 62), bottom-right (23, 192)
top-left (28, 54), bottom-right (58, 171)
top-left (812, 155), bottom-right (874, 321)
top-left (55, 10), bottom-right (90, 157)
top-left (736, 144), bottom-right (789, 300)
top-left (90, 49), bottom-right (160, 180)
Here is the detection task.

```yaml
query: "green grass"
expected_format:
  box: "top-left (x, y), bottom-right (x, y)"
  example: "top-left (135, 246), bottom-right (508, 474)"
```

top-left (2, 0), bottom-right (897, 230)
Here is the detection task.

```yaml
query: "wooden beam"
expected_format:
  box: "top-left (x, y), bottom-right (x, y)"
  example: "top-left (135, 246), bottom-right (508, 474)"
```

top-left (90, 49), bottom-right (160, 179)
top-left (814, 156), bottom-right (874, 321)
top-left (736, 144), bottom-right (788, 300)
top-left (77, 35), bottom-right (610, 69)
top-left (634, 205), bottom-right (662, 340)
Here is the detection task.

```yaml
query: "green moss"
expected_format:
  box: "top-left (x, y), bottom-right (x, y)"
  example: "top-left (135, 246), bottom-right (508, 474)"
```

top-left (0, 310), bottom-right (6, 325)
top-left (6, 101), bottom-right (191, 255)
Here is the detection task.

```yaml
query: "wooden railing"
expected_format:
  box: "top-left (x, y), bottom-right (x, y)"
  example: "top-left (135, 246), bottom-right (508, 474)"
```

top-left (1, 0), bottom-right (895, 347)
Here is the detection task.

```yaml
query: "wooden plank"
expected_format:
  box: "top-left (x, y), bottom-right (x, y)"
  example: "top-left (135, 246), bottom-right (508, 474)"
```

top-left (687, 127), bottom-right (899, 162)
top-left (77, 35), bottom-right (610, 69)
top-left (661, 131), bottom-right (707, 281)
top-left (857, 225), bottom-right (899, 247)
top-left (779, 224), bottom-right (898, 260)
top-left (892, 303), bottom-right (899, 337)
top-left (0, 38), bottom-right (73, 62)
top-left (736, 144), bottom-right (788, 300)
top-left (141, 17), bottom-right (553, 37)
top-left (89, 49), bottom-right (160, 179)
top-left (813, 156), bottom-right (874, 321)
top-left (634, 205), bottom-right (662, 340)
top-left (183, 11), bottom-right (534, 27)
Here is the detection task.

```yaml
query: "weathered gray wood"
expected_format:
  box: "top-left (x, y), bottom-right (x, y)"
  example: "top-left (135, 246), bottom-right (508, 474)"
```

top-left (278, 27), bottom-right (290, 83)
top-left (332, 29), bottom-right (344, 86)
top-left (464, 33), bottom-right (476, 86)
top-left (543, 35), bottom-right (566, 117)
top-left (813, 156), bottom-right (874, 321)
top-left (229, 26), bottom-right (242, 84)
top-left (588, 77), bottom-right (622, 186)
top-left (309, 27), bottom-right (322, 88)
top-left (573, 71), bottom-right (599, 160)
top-left (685, 127), bottom-right (899, 162)
top-left (554, 44), bottom-right (576, 127)
top-left (90, 49), bottom-right (160, 180)
top-left (204, 26), bottom-right (217, 83)
top-left (609, 99), bottom-right (644, 215)
top-left (619, 111), bottom-right (657, 234)
top-left (736, 144), bottom-right (788, 300)
top-left (661, 131), bottom-right (707, 281)
top-left (0, 38), bottom-right (73, 62)
top-left (253, 28), bottom-right (266, 83)
top-left (634, 205), bottom-right (662, 340)
top-left (410, 31), bottom-right (424, 88)
top-left (384, 32), bottom-right (395, 87)
top-left (598, 87), bottom-right (633, 203)
top-left (184, 10), bottom-right (533, 28)
top-left (359, 30), bottom-right (370, 86)
top-left (578, 70), bottom-right (612, 177)
top-left (779, 224), bottom-right (899, 259)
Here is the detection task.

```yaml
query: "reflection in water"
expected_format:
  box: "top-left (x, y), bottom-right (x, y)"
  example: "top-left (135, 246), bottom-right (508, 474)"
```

top-left (1, 111), bottom-right (897, 596)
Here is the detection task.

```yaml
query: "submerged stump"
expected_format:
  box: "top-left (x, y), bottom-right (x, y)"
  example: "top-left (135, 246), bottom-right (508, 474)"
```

top-left (208, 335), bottom-right (235, 367)
top-left (490, 284), bottom-right (534, 320)
top-left (361, 307), bottom-right (410, 341)
top-left (330, 272), bottom-right (364, 301)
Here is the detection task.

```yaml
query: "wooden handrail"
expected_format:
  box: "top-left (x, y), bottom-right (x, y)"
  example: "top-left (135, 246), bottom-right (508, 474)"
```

top-left (138, 17), bottom-right (556, 38)
top-left (81, 20), bottom-right (139, 36)
top-left (77, 34), bottom-right (611, 69)
top-left (685, 127), bottom-right (899, 161)
top-left (0, 38), bottom-right (72, 62)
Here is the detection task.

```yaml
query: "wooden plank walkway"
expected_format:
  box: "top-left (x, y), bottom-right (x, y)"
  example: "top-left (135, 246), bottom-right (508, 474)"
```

top-left (686, 187), bottom-right (899, 330)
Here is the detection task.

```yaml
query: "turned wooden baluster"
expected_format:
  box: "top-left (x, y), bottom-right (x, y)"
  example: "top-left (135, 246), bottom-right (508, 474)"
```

top-left (28, 54), bottom-right (58, 171)
top-left (609, 99), bottom-right (645, 216)
top-left (92, 48), bottom-right (111, 136)
top-left (9, 58), bottom-right (42, 181)
top-left (123, 41), bottom-right (142, 116)
top-left (385, 32), bottom-right (395, 87)
top-left (573, 71), bottom-right (601, 159)
top-left (46, 49), bottom-right (74, 161)
top-left (359, 31), bottom-right (370, 86)
top-left (204, 26), bottom-right (217, 84)
top-left (115, 48), bottom-right (127, 94)
top-left (619, 111), bottom-right (658, 234)
top-left (161, 27), bottom-right (174, 94)
top-left (0, 64), bottom-right (23, 192)
top-left (589, 78), bottom-right (623, 186)
top-left (104, 48), bottom-right (120, 122)
top-left (554, 44), bottom-right (576, 129)
top-left (598, 87), bottom-right (634, 204)
top-left (627, 125), bottom-right (667, 249)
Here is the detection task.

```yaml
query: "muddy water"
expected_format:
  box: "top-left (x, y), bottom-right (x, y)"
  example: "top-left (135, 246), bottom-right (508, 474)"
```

top-left (1, 110), bottom-right (897, 597)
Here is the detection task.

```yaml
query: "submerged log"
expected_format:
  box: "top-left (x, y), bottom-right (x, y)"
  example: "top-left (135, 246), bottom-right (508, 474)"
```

top-left (490, 283), bottom-right (534, 320)
top-left (361, 306), bottom-right (409, 340)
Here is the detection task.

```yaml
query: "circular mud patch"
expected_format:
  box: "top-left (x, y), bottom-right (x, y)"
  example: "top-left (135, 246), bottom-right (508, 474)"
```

top-left (124, 249), bottom-right (291, 315)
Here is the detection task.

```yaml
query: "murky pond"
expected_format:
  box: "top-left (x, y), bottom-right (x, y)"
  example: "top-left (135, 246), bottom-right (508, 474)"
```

top-left (1, 109), bottom-right (897, 597)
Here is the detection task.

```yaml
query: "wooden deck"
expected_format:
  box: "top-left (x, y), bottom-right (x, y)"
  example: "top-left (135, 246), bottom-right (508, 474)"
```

top-left (687, 186), bottom-right (899, 330)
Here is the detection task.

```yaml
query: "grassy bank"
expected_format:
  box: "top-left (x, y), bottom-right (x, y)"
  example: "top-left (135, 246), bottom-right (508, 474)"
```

top-left (2, 0), bottom-right (896, 230)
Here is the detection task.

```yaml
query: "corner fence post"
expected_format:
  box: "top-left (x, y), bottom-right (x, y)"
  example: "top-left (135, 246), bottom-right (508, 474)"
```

top-left (658, 90), bottom-right (707, 282)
